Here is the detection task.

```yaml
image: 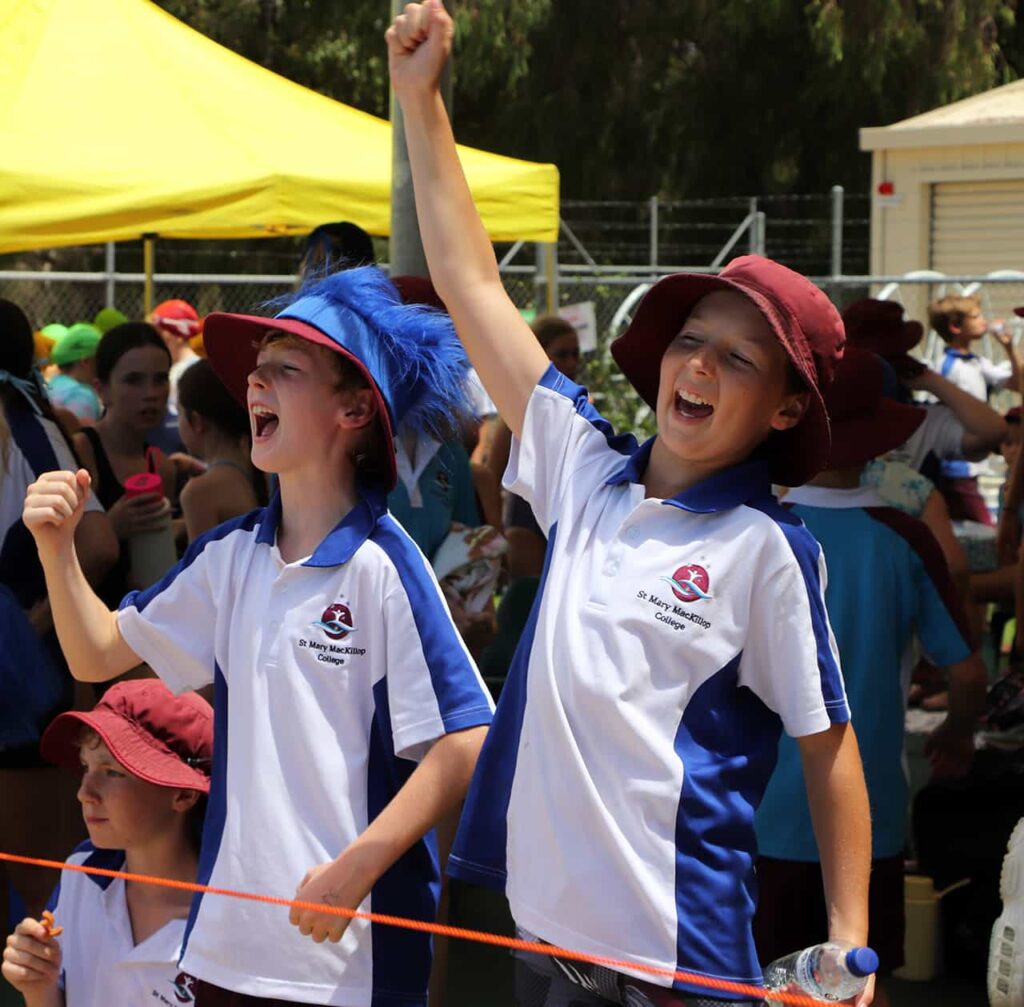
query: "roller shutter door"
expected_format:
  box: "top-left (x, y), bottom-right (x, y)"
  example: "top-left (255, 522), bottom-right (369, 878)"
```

top-left (930, 179), bottom-right (1024, 317)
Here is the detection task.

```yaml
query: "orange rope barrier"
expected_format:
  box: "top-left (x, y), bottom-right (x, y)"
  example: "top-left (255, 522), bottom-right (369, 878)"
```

top-left (0, 850), bottom-right (832, 1005)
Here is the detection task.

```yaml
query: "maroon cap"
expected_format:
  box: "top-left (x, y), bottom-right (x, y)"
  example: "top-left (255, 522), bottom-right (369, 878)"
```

top-left (611, 254), bottom-right (845, 486)
top-left (841, 298), bottom-right (923, 357)
top-left (1015, 307), bottom-right (1024, 319)
top-left (40, 680), bottom-right (213, 793)
top-left (823, 347), bottom-right (925, 470)
top-left (391, 275), bottom-right (447, 311)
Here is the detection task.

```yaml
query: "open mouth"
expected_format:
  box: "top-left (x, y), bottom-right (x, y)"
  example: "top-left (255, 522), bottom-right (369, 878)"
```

top-left (675, 390), bottom-right (714, 420)
top-left (251, 404), bottom-right (279, 439)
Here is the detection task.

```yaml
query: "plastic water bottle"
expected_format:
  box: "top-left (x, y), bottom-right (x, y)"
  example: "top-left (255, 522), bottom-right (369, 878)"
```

top-left (123, 472), bottom-right (178, 588)
top-left (763, 940), bottom-right (878, 1002)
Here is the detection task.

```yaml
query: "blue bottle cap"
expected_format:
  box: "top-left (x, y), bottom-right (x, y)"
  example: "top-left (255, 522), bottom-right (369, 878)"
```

top-left (845, 946), bottom-right (879, 977)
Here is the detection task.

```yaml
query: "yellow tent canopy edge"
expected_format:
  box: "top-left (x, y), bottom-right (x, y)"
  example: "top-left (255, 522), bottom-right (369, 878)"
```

top-left (0, 0), bottom-right (559, 254)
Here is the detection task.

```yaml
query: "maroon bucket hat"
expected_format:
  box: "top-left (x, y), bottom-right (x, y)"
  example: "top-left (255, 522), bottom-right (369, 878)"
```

top-left (41, 680), bottom-right (213, 793)
top-left (611, 254), bottom-right (845, 486)
top-left (823, 347), bottom-right (925, 470)
top-left (841, 298), bottom-right (923, 356)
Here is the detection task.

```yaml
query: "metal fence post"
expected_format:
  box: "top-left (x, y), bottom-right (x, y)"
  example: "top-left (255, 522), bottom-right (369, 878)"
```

top-left (104, 242), bottom-right (116, 308)
top-left (545, 242), bottom-right (559, 314)
top-left (535, 242), bottom-right (547, 315)
top-left (649, 195), bottom-right (659, 268)
top-left (831, 185), bottom-right (844, 278)
top-left (756, 212), bottom-right (767, 256)
top-left (747, 198), bottom-right (759, 254)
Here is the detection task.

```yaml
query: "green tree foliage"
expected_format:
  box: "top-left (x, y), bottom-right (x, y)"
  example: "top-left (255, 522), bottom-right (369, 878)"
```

top-left (156, 0), bottom-right (1016, 199)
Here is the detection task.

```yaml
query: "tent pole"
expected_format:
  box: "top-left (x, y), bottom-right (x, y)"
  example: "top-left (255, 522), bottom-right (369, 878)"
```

top-left (389, 1), bottom-right (453, 278)
top-left (143, 234), bottom-right (156, 316)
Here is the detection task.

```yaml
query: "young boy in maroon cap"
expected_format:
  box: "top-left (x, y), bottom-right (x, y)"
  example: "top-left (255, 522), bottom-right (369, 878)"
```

top-left (20, 266), bottom-right (494, 1006)
top-left (387, 4), bottom-right (871, 1006)
top-left (754, 347), bottom-right (987, 1007)
top-left (2, 679), bottom-right (212, 1007)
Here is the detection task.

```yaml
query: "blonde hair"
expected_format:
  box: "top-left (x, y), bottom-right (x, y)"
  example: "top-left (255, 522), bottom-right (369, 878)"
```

top-left (928, 295), bottom-right (981, 343)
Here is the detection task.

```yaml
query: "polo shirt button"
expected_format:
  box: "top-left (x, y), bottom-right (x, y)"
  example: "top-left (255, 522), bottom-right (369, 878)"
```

top-left (604, 562), bottom-right (619, 576)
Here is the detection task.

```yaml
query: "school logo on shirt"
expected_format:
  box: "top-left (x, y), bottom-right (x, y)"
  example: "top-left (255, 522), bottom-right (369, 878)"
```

top-left (662, 564), bottom-right (712, 603)
top-left (312, 602), bottom-right (357, 640)
top-left (299, 599), bottom-right (367, 664)
top-left (170, 972), bottom-right (197, 1004)
top-left (635, 563), bottom-right (712, 632)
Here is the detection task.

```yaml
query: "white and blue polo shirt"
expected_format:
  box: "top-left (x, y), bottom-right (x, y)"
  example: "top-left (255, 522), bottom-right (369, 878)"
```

top-left (940, 348), bottom-right (1011, 478)
top-left (48, 841), bottom-right (195, 1007)
top-left (117, 488), bottom-right (494, 1006)
top-left (448, 366), bottom-right (848, 998)
top-left (756, 485), bottom-right (973, 862)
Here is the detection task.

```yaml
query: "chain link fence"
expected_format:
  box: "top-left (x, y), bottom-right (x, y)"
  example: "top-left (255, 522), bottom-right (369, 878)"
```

top-left (2, 210), bottom-right (1022, 441)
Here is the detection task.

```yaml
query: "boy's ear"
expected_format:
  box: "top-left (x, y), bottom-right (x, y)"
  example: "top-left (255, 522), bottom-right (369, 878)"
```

top-left (771, 390), bottom-right (810, 432)
top-left (337, 388), bottom-right (378, 431)
top-left (171, 789), bottom-right (201, 813)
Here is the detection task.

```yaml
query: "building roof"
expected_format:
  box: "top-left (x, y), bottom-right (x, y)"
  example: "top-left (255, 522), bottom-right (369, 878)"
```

top-left (860, 78), bottom-right (1024, 151)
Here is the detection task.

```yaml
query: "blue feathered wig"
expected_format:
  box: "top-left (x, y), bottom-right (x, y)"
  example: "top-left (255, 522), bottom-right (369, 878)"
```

top-left (202, 266), bottom-right (473, 489)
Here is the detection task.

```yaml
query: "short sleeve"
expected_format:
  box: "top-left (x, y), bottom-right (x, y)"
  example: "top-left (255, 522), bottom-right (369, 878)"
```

top-left (116, 530), bottom-right (231, 693)
top-left (376, 523), bottom-right (494, 762)
top-left (504, 365), bottom-right (636, 533)
top-left (739, 517), bottom-right (848, 737)
top-left (914, 406), bottom-right (965, 463)
top-left (45, 422), bottom-right (103, 515)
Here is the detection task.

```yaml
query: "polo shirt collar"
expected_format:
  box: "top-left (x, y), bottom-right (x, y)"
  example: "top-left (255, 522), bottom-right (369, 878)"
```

top-left (254, 485), bottom-right (386, 567)
top-left (944, 346), bottom-right (977, 361)
top-left (604, 437), bottom-right (773, 513)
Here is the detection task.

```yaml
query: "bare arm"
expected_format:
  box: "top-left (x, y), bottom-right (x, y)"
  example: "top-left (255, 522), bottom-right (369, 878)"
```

top-left (919, 490), bottom-right (968, 597)
top-left (799, 722), bottom-right (873, 1004)
top-left (924, 653), bottom-right (987, 780)
top-left (909, 369), bottom-right (1006, 455)
top-left (993, 328), bottom-right (1023, 393)
top-left (23, 470), bottom-right (141, 682)
top-left (387, 1), bottom-right (548, 437)
top-left (290, 725), bottom-right (487, 942)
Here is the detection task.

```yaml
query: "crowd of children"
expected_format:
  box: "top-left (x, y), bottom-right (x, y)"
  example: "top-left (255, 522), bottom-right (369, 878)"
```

top-left (3, 4), bottom-right (1024, 1006)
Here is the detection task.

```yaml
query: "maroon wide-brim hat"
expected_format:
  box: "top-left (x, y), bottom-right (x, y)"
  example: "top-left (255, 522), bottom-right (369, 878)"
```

top-left (611, 254), bottom-right (845, 487)
top-left (825, 347), bottom-right (925, 470)
top-left (841, 298), bottom-right (923, 357)
top-left (40, 680), bottom-right (213, 793)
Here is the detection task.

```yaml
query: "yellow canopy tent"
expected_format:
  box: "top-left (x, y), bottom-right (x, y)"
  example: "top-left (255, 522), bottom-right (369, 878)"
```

top-left (0, 0), bottom-right (559, 254)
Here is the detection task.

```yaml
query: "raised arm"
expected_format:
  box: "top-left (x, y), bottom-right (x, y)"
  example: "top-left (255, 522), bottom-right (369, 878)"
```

top-left (387, 1), bottom-right (549, 437)
top-left (909, 368), bottom-right (1007, 458)
top-left (23, 470), bottom-right (141, 682)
